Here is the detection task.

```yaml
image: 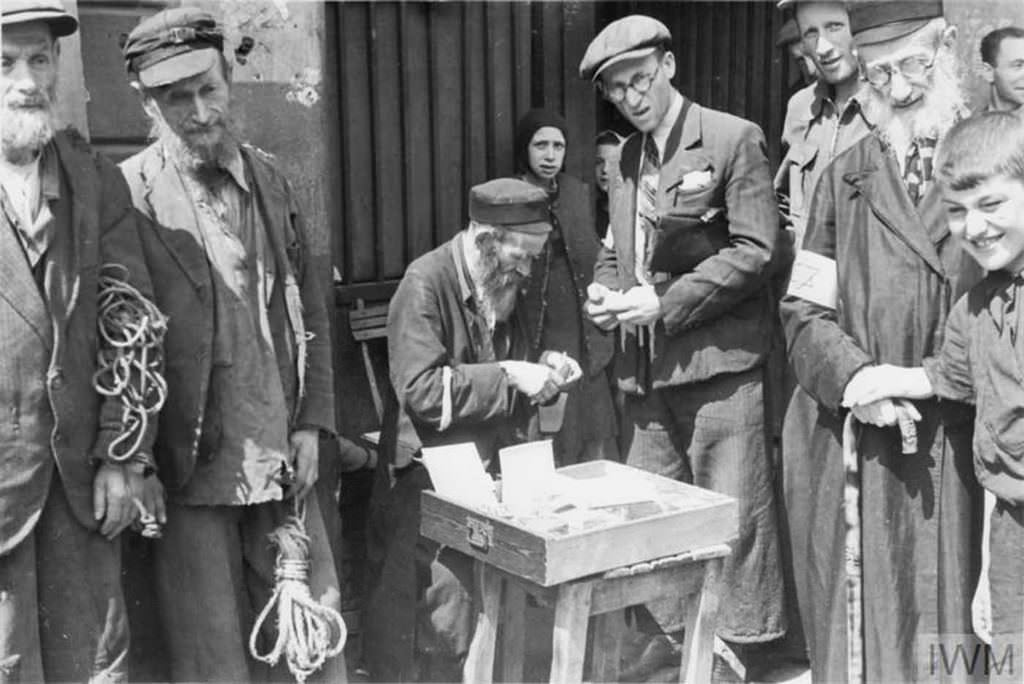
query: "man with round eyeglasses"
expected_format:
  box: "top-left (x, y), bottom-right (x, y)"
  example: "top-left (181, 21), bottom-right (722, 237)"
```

top-left (580, 14), bottom-right (786, 680)
top-left (779, 1), bottom-right (984, 679)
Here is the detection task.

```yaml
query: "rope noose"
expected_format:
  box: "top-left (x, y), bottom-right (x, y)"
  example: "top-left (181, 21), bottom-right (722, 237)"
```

top-left (92, 264), bottom-right (168, 538)
top-left (249, 498), bottom-right (347, 682)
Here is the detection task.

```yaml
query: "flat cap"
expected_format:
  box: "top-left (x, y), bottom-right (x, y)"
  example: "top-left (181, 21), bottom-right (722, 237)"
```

top-left (2, 0), bottom-right (78, 37)
top-left (123, 8), bottom-right (225, 88)
top-left (777, 18), bottom-right (801, 47)
top-left (469, 179), bottom-right (552, 234)
top-left (579, 15), bottom-right (671, 81)
top-left (850, 0), bottom-right (943, 45)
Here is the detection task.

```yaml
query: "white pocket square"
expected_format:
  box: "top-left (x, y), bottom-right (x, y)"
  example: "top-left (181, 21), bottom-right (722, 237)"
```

top-left (679, 169), bottom-right (713, 191)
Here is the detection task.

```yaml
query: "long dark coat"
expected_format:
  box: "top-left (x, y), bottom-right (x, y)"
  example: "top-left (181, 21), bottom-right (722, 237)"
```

top-left (780, 133), bottom-right (984, 682)
top-left (0, 131), bottom-right (155, 556)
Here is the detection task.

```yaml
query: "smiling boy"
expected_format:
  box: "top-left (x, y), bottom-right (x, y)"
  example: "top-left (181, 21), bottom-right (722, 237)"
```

top-left (842, 110), bottom-right (1024, 681)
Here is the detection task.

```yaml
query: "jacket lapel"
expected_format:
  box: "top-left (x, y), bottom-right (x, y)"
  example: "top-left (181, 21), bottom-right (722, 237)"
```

top-left (844, 147), bottom-right (945, 277)
top-left (0, 205), bottom-right (51, 344)
top-left (47, 134), bottom-right (91, 345)
top-left (135, 145), bottom-right (209, 291)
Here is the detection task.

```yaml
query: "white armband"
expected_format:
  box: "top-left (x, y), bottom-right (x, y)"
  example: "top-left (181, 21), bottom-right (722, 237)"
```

top-left (439, 366), bottom-right (453, 432)
top-left (786, 249), bottom-right (837, 310)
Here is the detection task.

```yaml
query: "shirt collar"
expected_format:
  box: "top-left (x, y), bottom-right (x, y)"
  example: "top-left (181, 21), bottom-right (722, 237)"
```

top-left (455, 232), bottom-right (475, 304)
top-left (650, 91), bottom-right (684, 157)
top-left (221, 149), bottom-right (250, 194)
top-left (806, 80), bottom-right (868, 123)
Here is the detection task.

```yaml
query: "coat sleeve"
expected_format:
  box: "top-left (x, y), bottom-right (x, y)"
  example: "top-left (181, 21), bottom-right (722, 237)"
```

top-left (288, 185), bottom-right (336, 435)
top-left (923, 291), bottom-right (976, 404)
top-left (387, 268), bottom-right (512, 432)
top-left (90, 155), bottom-right (160, 466)
top-left (654, 122), bottom-right (778, 334)
top-left (779, 161), bottom-right (873, 412)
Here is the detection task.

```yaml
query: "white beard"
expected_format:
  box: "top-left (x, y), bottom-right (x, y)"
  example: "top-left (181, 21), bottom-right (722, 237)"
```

top-left (865, 51), bottom-right (970, 155)
top-left (2, 104), bottom-right (56, 165)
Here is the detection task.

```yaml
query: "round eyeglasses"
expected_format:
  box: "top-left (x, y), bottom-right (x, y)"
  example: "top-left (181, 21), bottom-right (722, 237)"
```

top-left (598, 63), bottom-right (662, 104)
top-left (862, 47), bottom-right (939, 87)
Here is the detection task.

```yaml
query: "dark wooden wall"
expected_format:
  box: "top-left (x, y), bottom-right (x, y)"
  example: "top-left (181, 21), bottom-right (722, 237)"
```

top-left (332, 1), bottom-right (598, 303)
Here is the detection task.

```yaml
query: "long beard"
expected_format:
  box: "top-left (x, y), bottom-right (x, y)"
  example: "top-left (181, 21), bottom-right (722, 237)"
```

top-left (470, 237), bottom-right (526, 325)
top-left (2, 89), bottom-right (57, 165)
top-left (149, 108), bottom-right (242, 176)
top-left (865, 51), bottom-right (970, 150)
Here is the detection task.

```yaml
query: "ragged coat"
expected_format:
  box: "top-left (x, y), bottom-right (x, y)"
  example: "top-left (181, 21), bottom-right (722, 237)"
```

top-left (779, 132), bottom-right (984, 682)
top-left (0, 131), bottom-right (156, 556)
top-left (119, 143), bottom-right (335, 491)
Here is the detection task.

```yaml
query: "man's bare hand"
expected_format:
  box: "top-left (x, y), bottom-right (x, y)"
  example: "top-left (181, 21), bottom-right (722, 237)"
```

top-left (500, 361), bottom-right (563, 405)
top-left (585, 282), bottom-right (619, 330)
top-left (287, 429), bottom-right (320, 501)
top-left (93, 463), bottom-right (136, 540)
top-left (540, 351), bottom-right (583, 388)
top-left (603, 285), bottom-right (662, 326)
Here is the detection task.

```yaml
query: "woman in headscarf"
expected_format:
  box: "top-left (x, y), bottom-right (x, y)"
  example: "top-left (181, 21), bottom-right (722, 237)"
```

top-left (515, 109), bottom-right (618, 465)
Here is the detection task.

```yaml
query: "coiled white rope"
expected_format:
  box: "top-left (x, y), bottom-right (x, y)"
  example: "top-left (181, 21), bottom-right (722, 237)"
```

top-left (249, 501), bottom-right (347, 682)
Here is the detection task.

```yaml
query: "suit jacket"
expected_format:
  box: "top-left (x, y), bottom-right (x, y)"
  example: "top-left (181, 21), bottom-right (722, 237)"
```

top-left (594, 99), bottom-right (780, 392)
top-left (384, 234), bottom-right (532, 467)
top-left (119, 143), bottom-right (335, 491)
top-left (0, 130), bottom-right (155, 555)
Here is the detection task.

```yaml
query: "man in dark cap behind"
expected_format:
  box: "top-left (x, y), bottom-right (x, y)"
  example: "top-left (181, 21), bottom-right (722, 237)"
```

top-left (0, 0), bottom-right (158, 680)
top-left (580, 14), bottom-right (786, 680)
top-left (363, 178), bottom-right (583, 681)
top-left (780, 1), bottom-right (984, 679)
top-left (772, 0), bottom-right (870, 667)
top-left (116, 8), bottom-right (344, 681)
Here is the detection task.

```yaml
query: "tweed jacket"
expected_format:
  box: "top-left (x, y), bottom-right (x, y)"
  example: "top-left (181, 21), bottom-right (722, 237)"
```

top-left (594, 99), bottom-right (780, 392)
top-left (0, 131), bottom-right (156, 556)
top-left (119, 143), bottom-right (335, 491)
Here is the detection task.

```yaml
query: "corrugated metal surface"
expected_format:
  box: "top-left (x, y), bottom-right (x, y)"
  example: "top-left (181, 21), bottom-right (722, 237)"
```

top-left (334, 1), bottom-right (597, 291)
top-left (597, 1), bottom-right (795, 167)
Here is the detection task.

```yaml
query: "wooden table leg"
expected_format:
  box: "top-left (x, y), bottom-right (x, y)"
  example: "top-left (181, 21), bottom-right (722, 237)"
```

top-left (679, 557), bottom-right (723, 684)
top-left (550, 582), bottom-right (594, 684)
top-left (463, 561), bottom-right (503, 684)
top-left (499, 580), bottom-right (527, 682)
top-left (591, 609), bottom-right (625, 683)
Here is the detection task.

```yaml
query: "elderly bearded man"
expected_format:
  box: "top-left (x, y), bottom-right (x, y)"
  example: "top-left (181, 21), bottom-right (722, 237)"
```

top-left (0, 1), bottom-right (158, 681)
top-left (364, 178), bottom-right (584, 682)
top-left (117, 9), bottom-right (344, 682)
top-left (780, 1), bottom-right (984, 680)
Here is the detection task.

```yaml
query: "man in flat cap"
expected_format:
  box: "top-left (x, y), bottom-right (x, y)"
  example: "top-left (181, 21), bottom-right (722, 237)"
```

top-left (780, 1), bottom-right (983, 679)
top-left (772, 0), bottom-right (870, 666)
top-left (117, 8), bottom-right (345, 681)
top-left (364, 178), bottom-right (581, 681)
top-left (580, 14), bottom-right (786, 678)
top-left (0, 0), bottom-right (158, 680)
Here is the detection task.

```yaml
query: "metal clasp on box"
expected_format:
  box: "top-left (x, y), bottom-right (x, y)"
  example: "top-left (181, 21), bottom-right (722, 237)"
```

top-left (466, 516), bottom-right (493, 552)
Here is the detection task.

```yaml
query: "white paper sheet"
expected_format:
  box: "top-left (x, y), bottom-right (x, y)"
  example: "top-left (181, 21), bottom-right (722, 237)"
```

top-left (421, 442), bottom-right (498, 509)
top-left (787, 249), bottom-right (837, 310)
top-left (498, 440), bottom-right (556, 514)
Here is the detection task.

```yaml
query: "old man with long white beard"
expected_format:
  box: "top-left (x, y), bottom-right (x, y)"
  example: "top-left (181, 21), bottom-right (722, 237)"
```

top-left (780, 1), bottom-right (984, 680)
top-left (0, 1), bottom-right (158, 680)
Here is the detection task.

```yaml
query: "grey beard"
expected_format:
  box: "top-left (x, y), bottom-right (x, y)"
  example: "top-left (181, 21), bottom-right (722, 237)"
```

top-left (150, 113), bottom-right (241, 176)
top-left (2, 107), bottom-right (56, 165)
top-left (468, 237), bottom-right (525, 326)
top-left (866, 54), bottom-right (969, 148)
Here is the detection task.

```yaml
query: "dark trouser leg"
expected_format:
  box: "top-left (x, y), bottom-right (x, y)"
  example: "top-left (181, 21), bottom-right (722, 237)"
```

top-left (987, 501), bottom-right (1024, 684)
top-left (0, 520), bottom-right (44, 683)
top-left (35, 474), bottom-right (129, 682)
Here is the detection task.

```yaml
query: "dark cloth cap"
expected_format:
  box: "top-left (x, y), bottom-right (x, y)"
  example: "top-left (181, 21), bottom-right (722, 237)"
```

top-left (469, 179), bottom-right (552, 234)
top-left (122, 8), bottom-right (224, 88)
top-left (850, 0), bottom-right (944, 45)
top-left (777, 18), bottom-right (800, 47)
top-left (515, 109), bottom-right (568, 174)
top-left (2, 0), bottom-right (78, 37)
top-left (579, 15), bottom-right (671, 81)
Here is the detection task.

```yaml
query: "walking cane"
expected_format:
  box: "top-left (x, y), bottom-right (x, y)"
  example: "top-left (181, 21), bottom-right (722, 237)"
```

top-left (842, 400), bottom-right (918, 682)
